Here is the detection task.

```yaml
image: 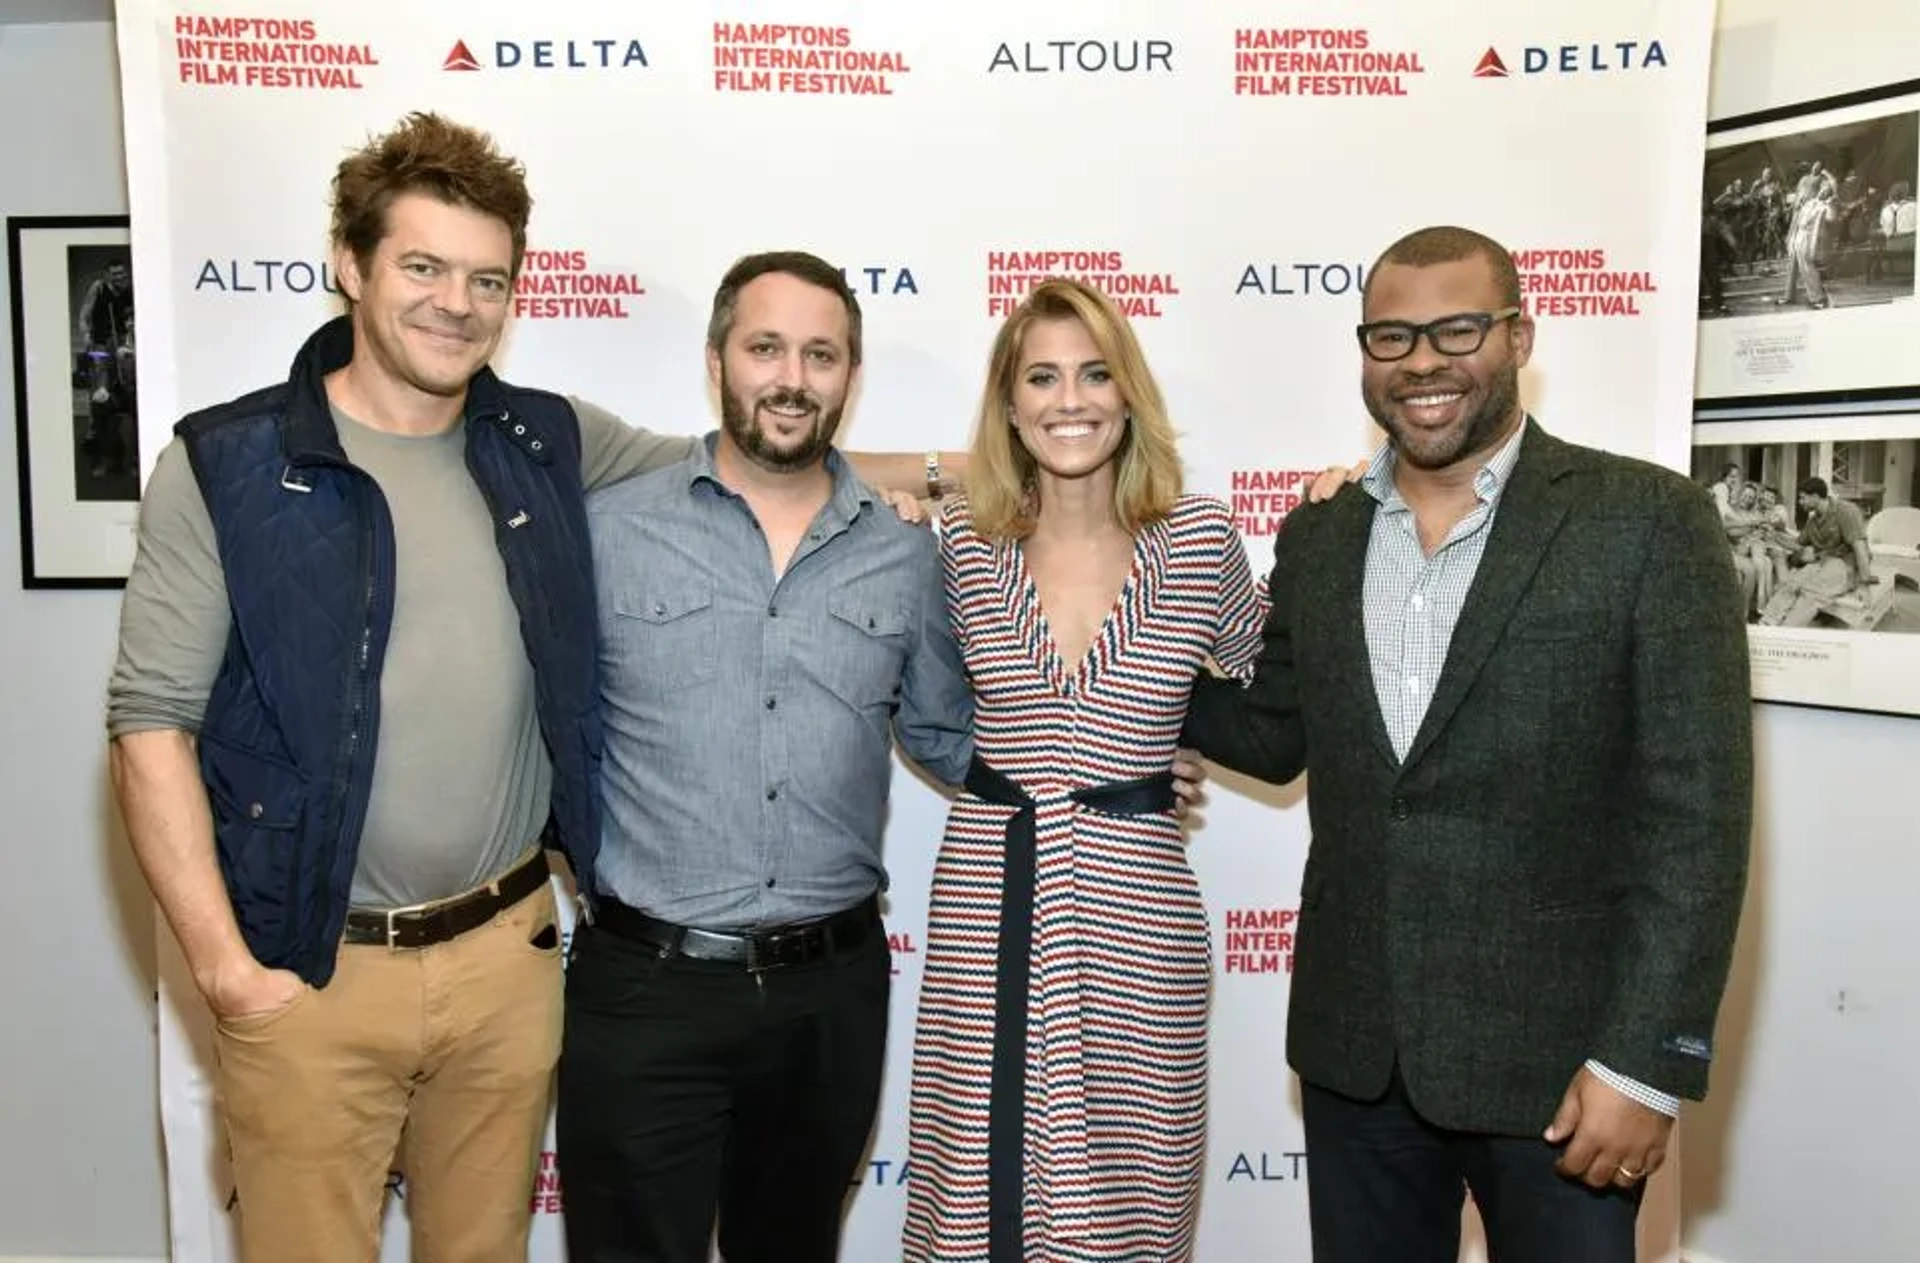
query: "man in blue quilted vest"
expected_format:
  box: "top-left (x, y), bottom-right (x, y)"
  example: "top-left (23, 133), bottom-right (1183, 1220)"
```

top-left (104, 112), bottom-right (956, 1263)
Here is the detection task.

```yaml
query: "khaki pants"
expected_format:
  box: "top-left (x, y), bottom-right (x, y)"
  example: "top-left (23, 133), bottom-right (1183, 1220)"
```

top-left (214, 877), bottom-right (564, 1263)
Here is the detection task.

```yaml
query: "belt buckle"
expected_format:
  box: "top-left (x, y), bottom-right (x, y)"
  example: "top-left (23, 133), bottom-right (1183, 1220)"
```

top-left (377, 900), bottom-right (434, 950)
top-left (746, 932), bottom-right (776, 974)
top-left (755, 925), bottom-right (822, 973)
top-left (746, 929), bottom-right (787, 974)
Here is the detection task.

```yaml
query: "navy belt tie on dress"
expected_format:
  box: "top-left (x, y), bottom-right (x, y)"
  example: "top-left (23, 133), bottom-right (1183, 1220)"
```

top-left (961, 753), bottom-right (1178, 1262)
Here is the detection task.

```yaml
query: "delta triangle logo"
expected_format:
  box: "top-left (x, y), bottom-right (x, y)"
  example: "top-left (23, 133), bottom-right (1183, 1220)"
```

top-left (1472, 47), bottom-right (1509, 78)
top-left (443, 39), bottom-right (482, 72)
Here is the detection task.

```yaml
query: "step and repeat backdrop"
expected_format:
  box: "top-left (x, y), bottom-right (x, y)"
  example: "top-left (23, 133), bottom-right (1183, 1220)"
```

top-left (114, 1), bottom-right (1710, 1258)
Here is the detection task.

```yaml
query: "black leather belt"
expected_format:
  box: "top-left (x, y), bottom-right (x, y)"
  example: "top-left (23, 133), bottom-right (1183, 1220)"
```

top-left (341, 848), bottom-right (549, 949)
top-left (592, 895), bottom-right (879, 971)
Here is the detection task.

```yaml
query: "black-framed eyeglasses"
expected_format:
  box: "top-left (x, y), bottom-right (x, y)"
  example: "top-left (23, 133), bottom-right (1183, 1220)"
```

top-left (1355, 307), bottom-right (1522, 362)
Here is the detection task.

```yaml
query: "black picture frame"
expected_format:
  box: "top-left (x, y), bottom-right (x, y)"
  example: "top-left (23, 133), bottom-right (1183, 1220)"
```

top-left (8, 214), bottom-right (139, 589)
top-left (1693, 79), bottom-right (1920, 415)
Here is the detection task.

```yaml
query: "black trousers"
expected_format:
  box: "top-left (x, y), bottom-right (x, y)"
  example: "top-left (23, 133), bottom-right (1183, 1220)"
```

top-left (555, 917), bottom-right (890, 1263)
top-left (1301, 1070), bottom-right (1642, 1263)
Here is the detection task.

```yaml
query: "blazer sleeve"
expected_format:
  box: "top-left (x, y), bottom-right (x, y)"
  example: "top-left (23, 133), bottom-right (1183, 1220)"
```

top-left (1181, 510), bottom-right (1309, 785)
top-left (1592, 480), bottom-right (1754, 1100)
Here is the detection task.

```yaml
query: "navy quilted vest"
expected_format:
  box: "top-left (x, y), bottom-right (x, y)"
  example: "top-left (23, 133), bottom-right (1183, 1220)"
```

top-left (178, 316), bottom-right (603, 987)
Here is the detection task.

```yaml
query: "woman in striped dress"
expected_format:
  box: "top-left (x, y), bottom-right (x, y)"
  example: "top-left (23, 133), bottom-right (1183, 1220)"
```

top-left (901, 279), bottom-right (1269, 1261)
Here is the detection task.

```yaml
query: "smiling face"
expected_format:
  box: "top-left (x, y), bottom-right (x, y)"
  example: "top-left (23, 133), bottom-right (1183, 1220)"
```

top-left (335, 191), bottom-right (515, 402)
top-left (706, 270), bottom-right (855, 474)
top-left (1008, 315), bottom-right (1130, 484)
top-left (1359, 255), bottom-right (1532, 473)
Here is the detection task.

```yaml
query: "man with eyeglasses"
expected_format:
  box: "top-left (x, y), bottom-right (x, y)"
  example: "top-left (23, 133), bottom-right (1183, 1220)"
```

top-left (1180, 225), bottom-right (1753, 1262)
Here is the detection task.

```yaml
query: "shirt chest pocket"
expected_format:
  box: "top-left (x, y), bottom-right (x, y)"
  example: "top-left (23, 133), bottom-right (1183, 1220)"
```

top-left (608, 583), bottom-right (718, 694)
top-left (822, 594), bottom-right (910, 709)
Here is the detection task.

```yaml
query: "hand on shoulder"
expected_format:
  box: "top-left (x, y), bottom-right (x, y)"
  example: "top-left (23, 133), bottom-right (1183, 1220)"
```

top-left (1307, 457), bottom-right (1368, 504)
top-left (875, 487), bottom-right (931, 525)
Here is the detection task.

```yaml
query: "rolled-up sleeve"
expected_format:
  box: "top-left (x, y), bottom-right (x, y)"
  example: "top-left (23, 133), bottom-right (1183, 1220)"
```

top-left (893, 538), bottom-right (974, 787)
top-left (106, 439), bottom-right (230, 737)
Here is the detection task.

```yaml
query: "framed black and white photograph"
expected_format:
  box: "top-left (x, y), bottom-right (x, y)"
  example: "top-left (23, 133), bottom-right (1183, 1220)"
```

top-left (1691, 412), bottom-right (1920, 717)
top-left (1694, 79), bottom-right (1920, 414)
top-left (8, 214), bottom-right (140, 588)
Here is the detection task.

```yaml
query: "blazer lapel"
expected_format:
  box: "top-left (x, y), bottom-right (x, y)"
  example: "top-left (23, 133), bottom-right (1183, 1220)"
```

top-left (1400, 420), bottom-right (1578, 771)
top-left (1314, 488), bottom-right (1400, 769)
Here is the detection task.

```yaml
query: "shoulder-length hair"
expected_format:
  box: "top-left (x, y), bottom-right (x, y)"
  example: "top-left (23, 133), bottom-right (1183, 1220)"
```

top-left (966, 278), bottom-right (1182, 541)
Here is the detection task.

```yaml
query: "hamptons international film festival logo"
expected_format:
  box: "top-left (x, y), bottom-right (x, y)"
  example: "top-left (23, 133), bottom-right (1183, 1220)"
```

top-left (1514, 246), bottom-right (1657, 318)
top-left (1220, 903), bottom-right (1297, 975)
top-left (887, 924), bottom-right (920, 977)
top-left (1232, 26), bottom-right (1426, 97)
top-left (441, 34), bottom-right (650, 72)
top-left (1224, 469), bottom-right (1329, 538)
top-left (1471, 37), bottom-right (1670, 79)
top-left (530, 1150), bottom-right (563, 1215)
top-left (514, 249), bottom-right (647, 320)
top-left (985, 251), bottom-right (1177, 319)
top-left (712, 21), bottom-right (911, 96)
top-left (189, 249), bottom-right (648, 321)
top-left (174, 14), bottom-right (377, 90)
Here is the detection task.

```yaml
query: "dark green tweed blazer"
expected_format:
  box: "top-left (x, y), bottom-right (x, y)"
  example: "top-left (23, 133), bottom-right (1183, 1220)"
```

top-left (1184, 419), bottom-right (1753, 1136)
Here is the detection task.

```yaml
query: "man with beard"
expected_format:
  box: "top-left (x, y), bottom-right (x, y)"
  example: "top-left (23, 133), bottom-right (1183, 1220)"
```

top-left (1177, 226), bottom-right (1753, 1262)
top-left (107, 115), bottom-right (964, 1263)
top-left (557, 250), bottom-right (976, 1263)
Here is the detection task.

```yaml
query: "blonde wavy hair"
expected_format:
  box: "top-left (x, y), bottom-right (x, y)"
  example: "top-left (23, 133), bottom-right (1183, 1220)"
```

top-left (965, 278), bottom-right (1182, 541)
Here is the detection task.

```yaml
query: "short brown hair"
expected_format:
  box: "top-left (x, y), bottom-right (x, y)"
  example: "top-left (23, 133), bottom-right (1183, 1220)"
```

top-left (330, 112), bottom-right (532, 278)
top-left (966, 278), bottom-right (1182, 541)
top-left (1364, 225), bottom-right (1522, 309)
top-left (706, 250), bottom-right (863, 367)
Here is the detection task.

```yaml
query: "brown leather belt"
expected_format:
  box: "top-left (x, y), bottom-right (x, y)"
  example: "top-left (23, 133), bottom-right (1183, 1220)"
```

top-left (592, 895), bottom-right (879, 972)
top-left (341, 848), bottom-right (549, 949)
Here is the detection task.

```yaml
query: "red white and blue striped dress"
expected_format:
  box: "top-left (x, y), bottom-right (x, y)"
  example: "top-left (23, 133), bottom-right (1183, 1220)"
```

top-left (902, 493), bottom-right (1269, 1262)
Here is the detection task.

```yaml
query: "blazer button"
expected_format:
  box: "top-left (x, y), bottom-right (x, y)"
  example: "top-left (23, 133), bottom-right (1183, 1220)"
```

top-left (248, 802), bottom-right (265, 820)
top-left (1389, 797), bottom-right (1410, 821)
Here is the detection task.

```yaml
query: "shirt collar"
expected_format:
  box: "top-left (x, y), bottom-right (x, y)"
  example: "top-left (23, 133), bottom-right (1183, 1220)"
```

top-left (1361, 414), bottom-right (1530, 509)
top-left (686, 430), bottom-right (874, 520)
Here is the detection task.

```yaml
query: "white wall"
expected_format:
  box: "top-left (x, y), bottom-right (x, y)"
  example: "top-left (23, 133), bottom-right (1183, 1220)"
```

top-left (1683, 5), bottom-right (1920, 1262)
top-left (0, 6), bottom-right (1914, 1262)
top-left (0, 19), bottom-right (167, 1262)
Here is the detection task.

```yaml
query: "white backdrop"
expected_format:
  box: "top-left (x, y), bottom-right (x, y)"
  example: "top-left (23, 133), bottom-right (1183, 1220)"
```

top-left (114, 1), bottom-right (1710, 1258)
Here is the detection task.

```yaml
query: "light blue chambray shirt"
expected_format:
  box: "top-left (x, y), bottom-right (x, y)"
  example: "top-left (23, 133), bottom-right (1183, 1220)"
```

top-left (1360, 418), bottom-right (1680, 1119)
top-left (586, 433), bottom-right (974, 931)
